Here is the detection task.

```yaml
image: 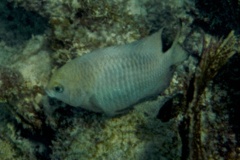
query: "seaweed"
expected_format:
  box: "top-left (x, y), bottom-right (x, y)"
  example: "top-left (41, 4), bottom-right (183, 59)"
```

top-left (179, 31), bottom-right (239, 160)
top-left (194, 31), bottom-right (237, 97)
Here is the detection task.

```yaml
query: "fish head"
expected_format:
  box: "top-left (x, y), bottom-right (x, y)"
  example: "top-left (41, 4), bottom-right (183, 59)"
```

top-left (45, 66), bottom-right (76, 106)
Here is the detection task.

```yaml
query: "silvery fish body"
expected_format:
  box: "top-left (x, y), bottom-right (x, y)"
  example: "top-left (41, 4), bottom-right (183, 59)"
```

top-left (46, 29), bottom-right (188, 116)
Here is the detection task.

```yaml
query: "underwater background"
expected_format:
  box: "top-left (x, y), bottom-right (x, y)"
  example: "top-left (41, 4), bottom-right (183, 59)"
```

top-left (0, 0), bottom-right (240, 159)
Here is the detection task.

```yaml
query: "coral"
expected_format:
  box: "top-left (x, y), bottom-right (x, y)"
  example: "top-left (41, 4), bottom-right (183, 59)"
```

top-left (176, 31), bottom-right (240, 160)
top-left (49, 101), bottom-right (182, 160)
top-left (0, 66), bottom-right (23, 103)
top-left (0, 0), bottom-right (192, 159)
top-left (10, 0), bottom-right (192, 67)
top-left (0, 138), bottom-right (19, 160)
top-left (0, 99), bottom-right (38, 160)
top-left (0, 107), bottom-right (18, 160)
top-left (195, 31), bottom-right (237, 97)
top-left (0, 41), bottom-right (17, 66)
top-left (0, 35), bottom-right (51, 131)
top-left (1, 0), bottom-right (240, 160)
top-left (0, 34), bottom-right (53, 159)
top-left (9, 0), bottom-right (149, 68)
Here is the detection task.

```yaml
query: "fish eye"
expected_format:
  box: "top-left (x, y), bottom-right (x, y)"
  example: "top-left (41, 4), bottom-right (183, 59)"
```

top-left (54, 85), bottom-right (64, 93)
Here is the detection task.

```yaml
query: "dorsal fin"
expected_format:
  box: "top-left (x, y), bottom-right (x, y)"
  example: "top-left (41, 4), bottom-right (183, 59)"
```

top-left (135, 28), bottom-right (164, 55)
top-left (160, 24), bottom-right (189, 65)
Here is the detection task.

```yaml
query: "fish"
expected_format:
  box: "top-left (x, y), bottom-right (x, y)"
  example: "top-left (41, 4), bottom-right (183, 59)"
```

top-left (46, 29), bottom-right (188, 116)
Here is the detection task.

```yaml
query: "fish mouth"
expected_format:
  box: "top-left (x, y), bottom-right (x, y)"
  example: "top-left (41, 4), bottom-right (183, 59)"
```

top-left (45, 89), bottom-right (54, 97)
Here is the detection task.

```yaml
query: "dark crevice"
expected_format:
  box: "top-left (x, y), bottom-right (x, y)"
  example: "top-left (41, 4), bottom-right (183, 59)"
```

top-left (214, 54), bottom-right (240, 146)
top-left (157, 98), bottom-right (174, 122)
top-left (15, 114), bottom-right (56, 160)
top-left (193, 0), bottom-right (240, 36)
top-left (179, 117), bottom-right (190, 160)
top-left (0, 0), bottom-right (49, 46)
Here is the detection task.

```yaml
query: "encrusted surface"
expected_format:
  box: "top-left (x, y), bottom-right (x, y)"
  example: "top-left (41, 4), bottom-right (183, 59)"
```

top-left (0, 0), bottom-right (239, 159)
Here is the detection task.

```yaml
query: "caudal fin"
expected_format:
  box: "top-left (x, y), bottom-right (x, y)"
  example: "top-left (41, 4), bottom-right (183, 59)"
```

top-left (167, 28), bottom-right (188, 65)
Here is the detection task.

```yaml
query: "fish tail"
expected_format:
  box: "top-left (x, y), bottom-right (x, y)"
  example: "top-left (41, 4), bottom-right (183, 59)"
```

top-left (172, 43), bottom-right (188, 64)
top-left (168, 27), bottom-right (188, 65)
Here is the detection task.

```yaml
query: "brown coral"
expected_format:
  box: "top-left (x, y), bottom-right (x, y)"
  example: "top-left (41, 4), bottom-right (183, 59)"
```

top-left (0, 66), bottom-right (23, 103)
top-left (196, 31), bottom-right (237, 95)
top-left (180, 31), bottom-right (239, 160)
top-left (0, 66), bottom-right (45, 130)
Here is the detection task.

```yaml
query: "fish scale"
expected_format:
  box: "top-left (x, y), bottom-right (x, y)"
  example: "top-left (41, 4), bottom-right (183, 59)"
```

top-left (46, 29), bottom-right (188, 116)
top-left (91, 45), bottom-right (166, 114)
